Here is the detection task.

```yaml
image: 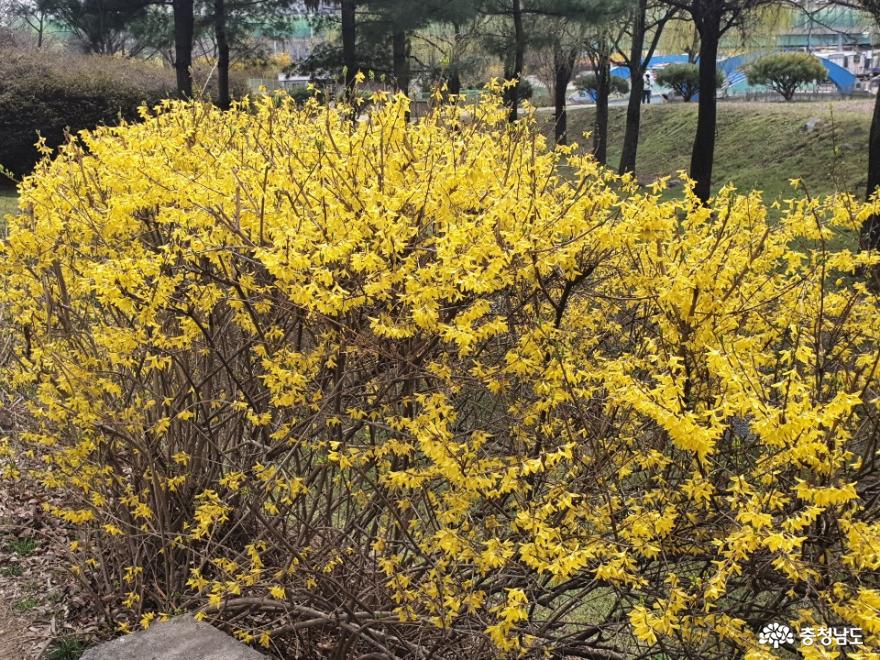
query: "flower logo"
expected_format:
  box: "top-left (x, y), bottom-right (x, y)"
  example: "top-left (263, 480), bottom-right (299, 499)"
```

top-left (759, 623), bottom-right (795, 648)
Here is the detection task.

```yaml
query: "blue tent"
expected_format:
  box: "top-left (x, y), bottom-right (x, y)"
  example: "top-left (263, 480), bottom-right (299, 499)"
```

top-left (609, 51), bottom-right (856, 99)
top-left (610, 54), bottom-right (691, 80)
top-left (717, 51), bottom-right (857, 95)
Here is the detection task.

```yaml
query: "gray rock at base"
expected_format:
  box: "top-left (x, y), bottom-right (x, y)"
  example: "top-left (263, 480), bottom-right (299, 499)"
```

top-left (81, 615), bottom-right (267, 660)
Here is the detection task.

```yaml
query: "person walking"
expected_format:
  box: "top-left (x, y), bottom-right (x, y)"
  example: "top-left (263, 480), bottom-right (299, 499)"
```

top-left (642, 71), bottom-right (652, 104)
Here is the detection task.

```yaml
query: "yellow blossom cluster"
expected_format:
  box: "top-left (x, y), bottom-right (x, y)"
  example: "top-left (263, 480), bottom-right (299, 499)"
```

top-left (1, 88), bottom-right (879, 657)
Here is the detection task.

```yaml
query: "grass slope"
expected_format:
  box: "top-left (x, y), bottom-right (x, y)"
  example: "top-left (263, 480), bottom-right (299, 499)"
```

top-left (0, 187), bottom-right (17, 216)
top-left (0, 186), bottom-right (17, 233)
top-left (551, 100), bottom-right (874, 201)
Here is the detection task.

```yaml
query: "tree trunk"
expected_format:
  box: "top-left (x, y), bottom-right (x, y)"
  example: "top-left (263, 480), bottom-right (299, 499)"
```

top-left (341, 0), bottom-right (357, 89)
top-left (447, 24), bottom-right (463, 97)
top-left (448, 69), bottom-right (461, 96)
top-left (593, 55), bottom-right (610, 165)
top-left (689, 13), bottom-right (720, 203)
top-left (619, 0), bottom-right (647, 174)
top-left (172, 0), bottom-right (194, 98)
top-left (862, 85), bottom-right (880, 252)
top-left (214, 0), bottom-right (230, 109)
top-left (553, 47), bottom-right (576, 145)
top-left (687, 28), bottom-right (699, 63)
top-left (392, 30), bottom-right (410, 95)
top-left (620, 74), bottom-right (644, 174)
top-left (504, 0), bottom-right (525, 122)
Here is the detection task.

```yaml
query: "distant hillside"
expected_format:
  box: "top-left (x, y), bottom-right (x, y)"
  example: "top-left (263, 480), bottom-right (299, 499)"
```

top-left (546, 100), bottom-right (874, 201)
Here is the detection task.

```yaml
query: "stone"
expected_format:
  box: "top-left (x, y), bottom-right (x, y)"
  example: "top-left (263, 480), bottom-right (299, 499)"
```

top-left (81, 615), bottom-right (267, 660)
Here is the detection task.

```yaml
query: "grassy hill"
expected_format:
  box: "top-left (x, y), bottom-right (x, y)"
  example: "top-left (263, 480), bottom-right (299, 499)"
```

top-left (546, 100), bottom-right (874, 201)
top-left (0, 186), bottom-right (17, 228)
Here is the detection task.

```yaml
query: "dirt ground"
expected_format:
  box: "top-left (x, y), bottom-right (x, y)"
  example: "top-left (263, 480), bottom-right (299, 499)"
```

top-left (0, 462), bottom-right (92, 659)
top-left (0, 479), bottom-right (50, 659)
top-left (0, 602), bottom-right (32, 659)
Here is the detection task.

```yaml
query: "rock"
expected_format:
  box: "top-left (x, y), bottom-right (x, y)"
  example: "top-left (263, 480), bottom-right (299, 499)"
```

top-left (803, 117), bottom-right (821, 133)
top-left (81, 616), bottom-right (266, 660)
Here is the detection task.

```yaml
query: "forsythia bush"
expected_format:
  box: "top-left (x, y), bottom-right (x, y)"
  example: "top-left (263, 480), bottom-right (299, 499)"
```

top-left (1, 89), bottom-right (880, 658)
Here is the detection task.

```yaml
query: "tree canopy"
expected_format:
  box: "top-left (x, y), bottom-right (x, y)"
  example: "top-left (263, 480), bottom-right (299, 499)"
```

top-left (575, 71), bottom-right (630, 97)
top-left (655, 61), bottom-right (723, 101)
top-left (746, 51), bottom-right (827, 101)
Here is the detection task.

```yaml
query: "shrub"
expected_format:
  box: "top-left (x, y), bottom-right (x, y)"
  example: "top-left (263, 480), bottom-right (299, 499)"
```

top-left (0, 47), bottom-right (176, 177)
top-left (654, 62), bottom-right (724, 101)
top-left (574, 72), bottom-right (630, 100)
top-left (288, 85), bottom-right (320, 104)
top-left (747, 52), bottom-right (827, 101)
top-left (515, 77), bottom-right (533, 101)
top-left (2, 89), bottom-right (880, 657)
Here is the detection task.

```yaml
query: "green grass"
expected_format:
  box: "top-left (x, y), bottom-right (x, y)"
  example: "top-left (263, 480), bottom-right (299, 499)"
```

top-left (45, 637), bottom-right (86, 660)
top-left (546, 99), bottom-right (873, 201)
top-left (12, 595), bottom-right (39, 614)
top-left (0, 186), bottom-right (18, 215)
top-left (1, 186), bottom-right (17, 234)
top-left (6, 538), bottom-right (38, 556)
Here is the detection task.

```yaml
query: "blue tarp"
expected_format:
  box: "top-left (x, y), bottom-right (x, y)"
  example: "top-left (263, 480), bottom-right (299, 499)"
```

top-left (608, 51), bottom-right (857, 99)
top-left (718, 52), bottom-right (857, 94)
top-left (610, 54), bottom-right (691, 80)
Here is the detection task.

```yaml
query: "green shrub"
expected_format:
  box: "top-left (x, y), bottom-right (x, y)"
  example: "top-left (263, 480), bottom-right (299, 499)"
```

top-left (515, 77), bottom-right (534, 101)
top-left (574, 72), bottom-right (630, 100)
top-left (654, 63), bottom-right (724, 102)
top-left (746, 52), bottom-right (827, 101)
top-left (0, 47), bottom-right (176, 177)
top-left (288, 85), bottom-right (322, 105)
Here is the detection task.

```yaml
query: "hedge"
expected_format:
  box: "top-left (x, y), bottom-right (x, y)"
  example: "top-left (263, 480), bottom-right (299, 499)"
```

top-left (0, 48), bottom-right (228, 176)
